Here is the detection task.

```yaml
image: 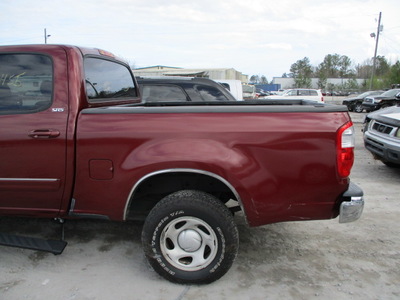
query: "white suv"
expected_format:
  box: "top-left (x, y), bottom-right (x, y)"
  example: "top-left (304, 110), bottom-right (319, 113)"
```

top-left (265, 88), bottom-right (324, 103)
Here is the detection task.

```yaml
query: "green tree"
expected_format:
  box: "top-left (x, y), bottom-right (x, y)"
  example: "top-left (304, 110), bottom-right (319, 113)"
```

top-left (260, 75), bottom-right (268, 84)
top-left (316, 66), bottom-right (328, 90)
top-left (374, 56), bottom-right (391, 77)
top-left (339, 55), bottom-right (354, 78)
top-left (343, 78), bottom-right (359, 91)
top-left (290, 57), bottom-right (313, 88)
top-left (283, 54), bottom-right (396, 91)
top-left (326, 83), bottom-right (335, 94)
top-left (384, 61), bottom-right (400, 86)
top-left (319, 54), bottom-right (341, 77)
top-left (355, 61), bottom-right (372, 79)
top-left (250, 75), bottom-right (260, 84)
top-left (317, 54), bottom-right (355, 79)
top-left (366, 59), bottom-right (399, 89)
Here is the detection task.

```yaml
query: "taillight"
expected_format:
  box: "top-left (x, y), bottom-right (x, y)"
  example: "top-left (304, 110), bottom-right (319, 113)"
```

top-left (337, 122), bottom-right (355, 178)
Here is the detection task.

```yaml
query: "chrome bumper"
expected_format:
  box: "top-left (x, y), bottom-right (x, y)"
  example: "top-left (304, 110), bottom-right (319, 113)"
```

top-left (339, 182), bottom-right (364, 223)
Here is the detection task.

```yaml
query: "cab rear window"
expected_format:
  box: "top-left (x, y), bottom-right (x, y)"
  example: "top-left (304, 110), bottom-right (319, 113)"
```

top-left (84, 57), bottom-right (137, 103)
top-left (0, 54), bottom-right (53, 114)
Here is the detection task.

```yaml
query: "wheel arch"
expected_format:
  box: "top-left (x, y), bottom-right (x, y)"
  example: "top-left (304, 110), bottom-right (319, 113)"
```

top-left (123, 168), bottom-right (244, 221)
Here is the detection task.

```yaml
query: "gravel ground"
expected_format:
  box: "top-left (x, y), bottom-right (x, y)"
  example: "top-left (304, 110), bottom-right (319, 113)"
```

top-left (1, 105), bottom-right (399, 300)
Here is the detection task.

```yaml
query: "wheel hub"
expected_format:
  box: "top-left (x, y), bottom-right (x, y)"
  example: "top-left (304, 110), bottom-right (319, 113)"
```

top-left (178, 229), bottom-right (202, 252)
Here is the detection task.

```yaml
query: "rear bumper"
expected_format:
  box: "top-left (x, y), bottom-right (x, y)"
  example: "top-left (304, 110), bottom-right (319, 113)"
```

top-left (339, 182), bottom-right (364, 223)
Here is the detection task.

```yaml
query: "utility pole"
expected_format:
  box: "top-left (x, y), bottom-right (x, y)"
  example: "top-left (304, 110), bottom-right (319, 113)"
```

top-left (369, 12), bottom-right (382, 90)
top-left (44, 28), bottom-right (51, 44)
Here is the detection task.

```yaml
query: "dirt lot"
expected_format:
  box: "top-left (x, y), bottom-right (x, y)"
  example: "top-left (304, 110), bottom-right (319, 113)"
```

top-left (1, 109), bottom-right (400, 300)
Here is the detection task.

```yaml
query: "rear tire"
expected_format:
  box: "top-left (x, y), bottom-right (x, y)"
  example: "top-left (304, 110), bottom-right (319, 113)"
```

top-left (142, 190), bottom-right (239, 284)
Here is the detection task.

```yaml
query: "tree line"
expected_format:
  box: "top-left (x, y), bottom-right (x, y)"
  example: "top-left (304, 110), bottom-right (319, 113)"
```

top-left (250, 54), bottom-right (400, 91)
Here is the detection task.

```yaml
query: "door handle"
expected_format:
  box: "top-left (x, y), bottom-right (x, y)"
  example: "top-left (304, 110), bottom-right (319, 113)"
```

top-left (29, 129), bottom-right (60, 139)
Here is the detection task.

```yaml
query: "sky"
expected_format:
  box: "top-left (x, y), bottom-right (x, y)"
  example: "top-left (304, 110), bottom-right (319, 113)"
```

top-left (1, 0), bottom-right (399, 80)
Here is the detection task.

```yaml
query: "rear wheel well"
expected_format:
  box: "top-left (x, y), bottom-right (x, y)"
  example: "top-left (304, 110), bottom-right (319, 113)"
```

top-left (125, 172), bottom-right (238, 221)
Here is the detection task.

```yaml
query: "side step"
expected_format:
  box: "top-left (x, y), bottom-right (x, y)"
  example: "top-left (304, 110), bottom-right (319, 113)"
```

top-left (0, 233), bottom-right (67, 255)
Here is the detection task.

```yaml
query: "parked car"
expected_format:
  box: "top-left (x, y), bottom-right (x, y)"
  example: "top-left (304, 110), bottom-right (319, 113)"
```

top-left (242, 84), bottom-right (256, 99)
top-left (342, 91), bottom-right (384, 113)
top-left (264, 88), bottom-right (324, 103)
top-left (363, 106), bottom-right (400, 167)
top-left (136, 77), bottom-right (237, 102)
top-left (362, 89), bottom-right (400, 112)
top-left (255, 88), bottom-right (270, 98)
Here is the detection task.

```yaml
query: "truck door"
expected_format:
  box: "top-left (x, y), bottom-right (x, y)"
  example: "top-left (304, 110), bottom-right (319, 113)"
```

top-left (0, 49), bottom-right (69, 217)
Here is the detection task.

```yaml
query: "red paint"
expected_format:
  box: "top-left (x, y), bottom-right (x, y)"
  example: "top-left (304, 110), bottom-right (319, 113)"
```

top-left (0, 45), bottom-right (357, 227)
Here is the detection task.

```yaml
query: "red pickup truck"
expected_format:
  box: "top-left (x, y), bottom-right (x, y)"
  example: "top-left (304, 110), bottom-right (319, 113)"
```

top-left (0, 44), bottom-right (364, 284)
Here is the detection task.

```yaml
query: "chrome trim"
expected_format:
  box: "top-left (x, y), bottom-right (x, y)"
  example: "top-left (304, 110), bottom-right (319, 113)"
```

top-left (0, 177), bottom-right (61, 191)
top-left (339, 196), bottom-right (364, 223)
top-left (123, 168), bottom-right (243, 220)
top-left (371, 120), bottom-right (397, 136)
top-left (0, 178), bottom-right (58, 182)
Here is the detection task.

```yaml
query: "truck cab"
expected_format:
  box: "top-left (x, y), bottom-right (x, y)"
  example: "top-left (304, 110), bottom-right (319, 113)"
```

top-left (0, 45), bottom-right (140, 218)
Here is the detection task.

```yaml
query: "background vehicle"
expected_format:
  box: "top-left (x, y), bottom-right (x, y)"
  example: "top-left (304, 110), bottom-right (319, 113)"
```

top-left (363, 106), bottom-right (400, 167)
top-left (0, 44), bottom-right (363, 284)
top-left (215, 79), bottom-right (243, 100)
top-left (136, 77), bottom-right (237, 102)
top-left (242, 84), bottom-right (256, 99)
top-left (342, 91), bottom-right (384, 113)
top-left (362, 89), bottom-right (400, 112)
top-left (255, 88), bottom-right (270, 98)
top-left (265, 88), bottom-right (324, 103)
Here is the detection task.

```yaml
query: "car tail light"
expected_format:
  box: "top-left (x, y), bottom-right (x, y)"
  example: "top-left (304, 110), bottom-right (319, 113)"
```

top-left (337, 122), bottom-right (355, 178)
top-left (321, 96), bottom-right (324, 102)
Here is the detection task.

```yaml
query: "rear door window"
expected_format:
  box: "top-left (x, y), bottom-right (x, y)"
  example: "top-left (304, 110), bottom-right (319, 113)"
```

top-left (286, 90), bottom-right (297, 96)
top-left (298, 90), bottom-right (310, 96)
top-left (194, 85), bottom-right (228, 101)
top-left (0, 54), bottom-right (53, 114)
top-left (142, 85), bottom-right (188, 102)
top-left (84, 57), bottom-right (137, 103)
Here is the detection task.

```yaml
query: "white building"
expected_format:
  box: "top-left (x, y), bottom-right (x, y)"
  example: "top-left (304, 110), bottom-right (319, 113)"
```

top-left (133, 66), bottom-right (249, 83)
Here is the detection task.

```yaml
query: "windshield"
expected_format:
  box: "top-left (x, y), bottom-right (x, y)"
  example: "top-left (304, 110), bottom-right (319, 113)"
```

top-left (358, 91), bottom-right (373, 98)
top-left (381, 89), bottom-right (400, 97)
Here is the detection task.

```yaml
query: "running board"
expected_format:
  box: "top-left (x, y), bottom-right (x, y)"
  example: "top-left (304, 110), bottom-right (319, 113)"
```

top-left (0, 233), bottom-right (67, 255)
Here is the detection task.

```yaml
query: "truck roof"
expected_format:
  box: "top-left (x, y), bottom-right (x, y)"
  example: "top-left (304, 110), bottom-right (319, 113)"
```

top-left (0, 44), bottom-right (128, 64)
